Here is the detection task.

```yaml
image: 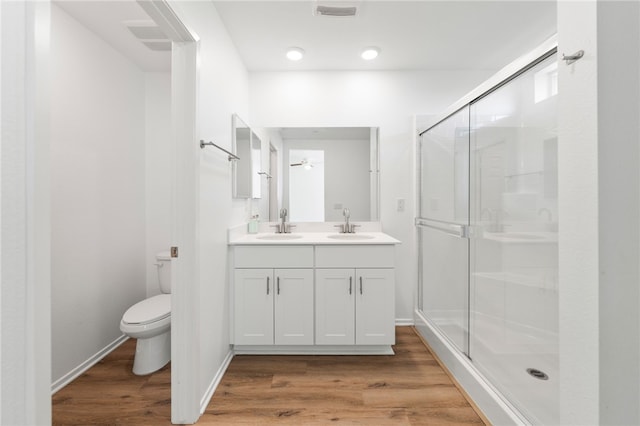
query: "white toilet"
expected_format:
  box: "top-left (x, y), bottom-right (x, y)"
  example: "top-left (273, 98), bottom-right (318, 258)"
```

top-left (120, 251), bottom-right (172, 375)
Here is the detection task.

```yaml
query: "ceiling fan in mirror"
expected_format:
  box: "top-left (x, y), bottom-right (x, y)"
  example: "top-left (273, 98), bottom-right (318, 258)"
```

top-left (290, 158), bottom-right (315, 169)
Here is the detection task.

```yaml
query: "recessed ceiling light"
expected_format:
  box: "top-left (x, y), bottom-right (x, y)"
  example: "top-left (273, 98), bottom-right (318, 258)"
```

top-left (286, 47), bottom-right (305, 61)
top-left (361, 47), bottom-right (380, 60)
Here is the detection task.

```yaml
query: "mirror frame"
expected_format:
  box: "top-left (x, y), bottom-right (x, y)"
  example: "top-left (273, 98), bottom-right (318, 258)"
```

top-left (250, 130), bottom-right (262, 199)
top-left (232, 114), bottom-right (253, 199)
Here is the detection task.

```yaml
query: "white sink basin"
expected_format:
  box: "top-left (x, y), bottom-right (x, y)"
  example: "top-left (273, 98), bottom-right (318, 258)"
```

top-left (327, 234), bottom-right (375, 240)
top-left (256, 234), bottom-right (303, 240)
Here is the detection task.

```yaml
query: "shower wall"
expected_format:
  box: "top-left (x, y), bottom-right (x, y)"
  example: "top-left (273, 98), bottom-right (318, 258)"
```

top-left (417, 51), bottom-right (558, 424)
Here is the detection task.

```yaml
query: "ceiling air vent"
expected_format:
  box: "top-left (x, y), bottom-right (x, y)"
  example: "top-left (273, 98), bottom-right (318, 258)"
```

top-left (315, 5), bottom-right (357, 17)
top-left (125, 21), bottom-right (167, 39)
top-left (124, 20), bottom-right (170, 52)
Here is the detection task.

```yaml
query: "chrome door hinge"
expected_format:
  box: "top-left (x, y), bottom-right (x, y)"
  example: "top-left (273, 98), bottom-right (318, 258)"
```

top-left (171, 246), bottom-right (179, 258)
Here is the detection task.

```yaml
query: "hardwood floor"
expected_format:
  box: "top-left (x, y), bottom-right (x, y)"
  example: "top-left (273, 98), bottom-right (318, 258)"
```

top-left (52, 339), bottom-right (171, 425)
top-left (53, 327), bottom-right (486, 425)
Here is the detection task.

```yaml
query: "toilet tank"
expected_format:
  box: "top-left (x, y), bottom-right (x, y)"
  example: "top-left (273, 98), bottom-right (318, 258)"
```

top-left (156, 251), bottom-right (173, 294)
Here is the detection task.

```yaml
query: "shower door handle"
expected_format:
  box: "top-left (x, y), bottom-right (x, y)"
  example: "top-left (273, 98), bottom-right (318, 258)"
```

top-left (415, 218), bottom-right (469, 239)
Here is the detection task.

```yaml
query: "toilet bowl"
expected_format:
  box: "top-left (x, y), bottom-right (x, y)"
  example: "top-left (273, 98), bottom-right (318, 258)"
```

top-left (120, 252), bottom-right (172, 375)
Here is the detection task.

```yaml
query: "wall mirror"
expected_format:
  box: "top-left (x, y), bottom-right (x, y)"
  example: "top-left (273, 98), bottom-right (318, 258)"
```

top-left (267, 126), bottom-right (379, 222)
top-left (250, 130), bottom-right (262, 199)
top-left (233, 114), bottom-right (263, 199)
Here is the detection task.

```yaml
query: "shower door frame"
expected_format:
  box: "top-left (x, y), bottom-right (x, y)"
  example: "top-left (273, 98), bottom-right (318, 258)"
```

top-left (416, 104), bottom-right (472, 358)
top-left (414, 36), bottom-right (558, 425)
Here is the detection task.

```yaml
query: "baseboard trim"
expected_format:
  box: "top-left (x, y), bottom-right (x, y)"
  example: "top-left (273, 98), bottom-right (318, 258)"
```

top-left (233, 345), bottom-right (394, 355)
top-left (51, 334), bottom-right (129, 395)
top-left (395, 318), bottom-right (415, 326)
top-left (200, 349), bottom-right (234, 415)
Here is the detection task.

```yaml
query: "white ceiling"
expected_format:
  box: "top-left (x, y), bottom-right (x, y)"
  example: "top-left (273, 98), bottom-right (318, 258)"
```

top-left (212, 1), bottom-right (557, 71)
top-left (54, 1), bottom-right (556, 74)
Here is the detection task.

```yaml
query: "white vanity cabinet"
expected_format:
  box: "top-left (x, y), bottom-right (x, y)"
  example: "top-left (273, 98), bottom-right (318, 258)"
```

top-left (315, 268), bottom-right (395, 345)
top-left (315, 245), bottom-right (395, 346)
top-left (273, 269), bottom-right (314, 345)
top-left (231, 238), bottom-right (397, 354)
top-left (233, 246), bottom-right (314, 346)
top-left (233, 268), bottom-right (273, 345)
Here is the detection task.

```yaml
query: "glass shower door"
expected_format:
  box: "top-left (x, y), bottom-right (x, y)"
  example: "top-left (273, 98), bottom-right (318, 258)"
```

top-left (417, 106), bottom-right (470, 355)
top-left (469, 53), bottom-right (558, 424)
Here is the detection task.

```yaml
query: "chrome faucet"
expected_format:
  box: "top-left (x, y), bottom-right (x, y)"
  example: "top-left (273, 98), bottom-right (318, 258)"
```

top-left (481, 207), bottom-right (508, 233)
top-left (480, 208), bottom-right (493, 222)
top-left (537, 207), bottom-right (557, 231)
top-left (335, 208), bottom-right (359, 233)
top-left (537, 207), bottom-right (552, 222)
top-left (280, 207), bottom-right (288, 232)
top-left (271, 207), bottom-right (295, 234)
top-left (492, 208), bottom-right (509, 233)
top-left (343, 208), bottom-right (351, 232)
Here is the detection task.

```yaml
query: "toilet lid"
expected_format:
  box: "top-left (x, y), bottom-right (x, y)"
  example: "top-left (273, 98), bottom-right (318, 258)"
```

top-left (122, 294), bottom-right (171, 325)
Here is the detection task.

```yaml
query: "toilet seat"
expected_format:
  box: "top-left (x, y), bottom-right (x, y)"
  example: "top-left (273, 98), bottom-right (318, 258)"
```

top-left (122, 294), bottom-right (170, 325)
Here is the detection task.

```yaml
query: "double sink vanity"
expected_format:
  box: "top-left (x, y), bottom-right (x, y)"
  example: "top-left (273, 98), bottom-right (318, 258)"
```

top-left (228, 222), bottom-right (400, 355)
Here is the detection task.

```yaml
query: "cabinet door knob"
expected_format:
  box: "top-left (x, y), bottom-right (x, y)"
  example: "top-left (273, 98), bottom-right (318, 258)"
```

top-left (267, 276), bottom-right (270, 295)
top-left (277, 277), bottom-right (280, 295)
top-left (349, 276), bottom-right (352, 295)
top-left (359, 276), bottom-right (363, 295)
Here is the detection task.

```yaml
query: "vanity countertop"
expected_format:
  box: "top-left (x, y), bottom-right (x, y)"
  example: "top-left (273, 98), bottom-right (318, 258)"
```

top-left (229, 231), bottom-right (401, 246)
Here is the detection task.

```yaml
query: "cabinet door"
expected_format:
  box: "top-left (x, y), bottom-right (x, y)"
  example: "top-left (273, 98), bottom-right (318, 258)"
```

top-left (315, 269), bottom-right (355, 345)
top-left (356, 269), bottom-right (395, 345)
top-left (234, 269), bottom-right (273, 345)
top-left (274, 269), bottom-right (314, 345)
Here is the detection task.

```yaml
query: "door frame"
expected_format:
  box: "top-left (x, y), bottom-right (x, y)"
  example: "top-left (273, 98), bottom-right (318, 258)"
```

top-left (136, 1), bottom-right (200, 423)
top-left (1, 1), bottom-right (52, 423)
top-left (2, 1), bottom-right (200, 422)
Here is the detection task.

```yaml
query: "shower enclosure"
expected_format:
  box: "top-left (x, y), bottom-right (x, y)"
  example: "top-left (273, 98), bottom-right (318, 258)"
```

top-left (417, 48), bottom-right (558, 424)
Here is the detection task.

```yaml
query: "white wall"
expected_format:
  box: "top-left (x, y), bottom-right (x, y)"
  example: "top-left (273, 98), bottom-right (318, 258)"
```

top-left (168, 0), bottom-right (250, 404)
top-left (283, 138), bottom-right (370, 222)
top-left (145, 73), bottom-right (172, 296)
top-left (558, 1), bottom-right (640, 424)
top-left (595, 2), bottom-right (639, 424)
top-left (557, 2), bottom-right (601, 424)
top-left (50, 4), bottom-right (147, 384)
top-left (250, 70), bottom-right (493, 322)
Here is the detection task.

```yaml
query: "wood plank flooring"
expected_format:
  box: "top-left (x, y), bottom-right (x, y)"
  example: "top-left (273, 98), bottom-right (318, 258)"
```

top-left (53, 327), bottom-right (486, 425)
top-left (52, 339), bottom-right (171, 425)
